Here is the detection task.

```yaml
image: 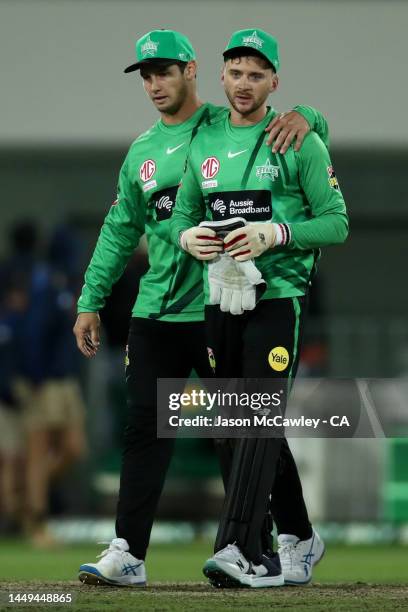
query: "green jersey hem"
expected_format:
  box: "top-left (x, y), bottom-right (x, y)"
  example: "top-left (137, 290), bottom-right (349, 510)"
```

top-left (132, 305), bottom-right (204, 322)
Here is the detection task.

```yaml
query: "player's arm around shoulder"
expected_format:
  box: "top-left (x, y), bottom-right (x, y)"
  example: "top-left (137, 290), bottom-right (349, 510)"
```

top-left (289, 131), bottom-right (349, 250)
top-left (292, 105), bottom-right (330, 149)
top-left (265, 105), bottom-right (330, 153)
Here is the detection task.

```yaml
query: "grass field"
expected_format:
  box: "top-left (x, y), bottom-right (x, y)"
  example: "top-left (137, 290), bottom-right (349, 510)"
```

top-left (0, 540), bottom-right (408, 610)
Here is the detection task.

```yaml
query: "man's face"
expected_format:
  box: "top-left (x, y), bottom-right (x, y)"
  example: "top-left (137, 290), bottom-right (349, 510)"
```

top-left (222, 56), bottom-right (278, 116)
top-left (141, 63), bottom-right (190, 115)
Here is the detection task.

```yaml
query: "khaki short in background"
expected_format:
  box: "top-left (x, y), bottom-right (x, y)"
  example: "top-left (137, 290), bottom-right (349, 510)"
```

top-left (16, 379), bottom-right (86, 431)
top-left (0, 403), bottom-right (23, 454)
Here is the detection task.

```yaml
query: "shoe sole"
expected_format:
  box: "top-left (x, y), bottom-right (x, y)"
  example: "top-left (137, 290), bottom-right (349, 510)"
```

top-left (283, 543), bottom-right (326, 586)
top-left (203, 561), bottom-right (284, 589)
top-left (78, 568), bottom-right (146, 587)
top-left (203, 566), bottom-right (245, 589)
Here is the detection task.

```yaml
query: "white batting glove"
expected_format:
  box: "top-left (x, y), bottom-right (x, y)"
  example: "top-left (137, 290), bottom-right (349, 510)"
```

top-left (179, 226), bottom-right (222, 260)
top-left (224, 222), bottom-right (277, 261)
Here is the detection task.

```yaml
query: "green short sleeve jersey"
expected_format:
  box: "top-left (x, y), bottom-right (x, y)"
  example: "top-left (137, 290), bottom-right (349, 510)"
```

top-left (77, 104), bottom-right (330, 320)
top-left (170, 108), bottom-right (348, 301)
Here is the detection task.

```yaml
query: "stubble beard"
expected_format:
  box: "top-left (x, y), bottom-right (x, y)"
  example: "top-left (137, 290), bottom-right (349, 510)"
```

top-left (159, 81), bottom-right (189, 116)
top-left (226, 89), bottom-right (264, 117)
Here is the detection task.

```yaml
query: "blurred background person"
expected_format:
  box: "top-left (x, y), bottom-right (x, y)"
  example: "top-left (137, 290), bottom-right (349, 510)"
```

top-left (0, 277), bottom-right (26, 536)
top-left (1, 220), bottom-right (88, 547)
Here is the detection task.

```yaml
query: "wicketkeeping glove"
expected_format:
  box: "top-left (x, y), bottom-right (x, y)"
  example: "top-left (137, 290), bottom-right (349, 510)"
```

top-left (200, 219), bottom-right (266, 315)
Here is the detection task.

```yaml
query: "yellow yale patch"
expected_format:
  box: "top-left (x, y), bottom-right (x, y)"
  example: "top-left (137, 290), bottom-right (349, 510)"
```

top-left (268, 346), bottom-right (289, 372)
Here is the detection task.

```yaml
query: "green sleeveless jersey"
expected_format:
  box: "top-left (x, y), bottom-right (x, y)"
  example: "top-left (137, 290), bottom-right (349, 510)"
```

top-left (77, 104), bottom-right (330, 321)
top-left (170, 108), bottom-right (348, 302)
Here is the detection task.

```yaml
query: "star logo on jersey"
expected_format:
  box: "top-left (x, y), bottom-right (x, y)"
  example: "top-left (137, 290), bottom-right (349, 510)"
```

top-left (201, 157), bottom-right (220, 179)
top-left (242, 31), bottom-right (264, 50)
top-left (141, 36), bottom-right (159, 57)
top-left (255, 159), bottom-right (280, 182)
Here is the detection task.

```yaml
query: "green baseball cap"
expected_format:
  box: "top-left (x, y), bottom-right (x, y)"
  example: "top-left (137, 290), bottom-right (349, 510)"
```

top-left (223, 29), bottom-right (280, 72)
top-left (124, 29), bottom-right (196, 73)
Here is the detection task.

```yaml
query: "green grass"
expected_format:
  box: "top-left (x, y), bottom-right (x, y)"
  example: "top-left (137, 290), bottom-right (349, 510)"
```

top-left (0, 540), bottom-right (407, 583)
top-left (0, 540), bottom-right (407, 611)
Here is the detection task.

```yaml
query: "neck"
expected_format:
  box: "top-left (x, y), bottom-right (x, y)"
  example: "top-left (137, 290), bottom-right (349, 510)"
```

top-left (161, 93), bottom-right (204, 125)
top-left (230, 104), bottom-right (268, 126)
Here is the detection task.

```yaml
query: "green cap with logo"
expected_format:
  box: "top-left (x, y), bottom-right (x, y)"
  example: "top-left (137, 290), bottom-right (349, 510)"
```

top-left (124, 29), bottom-right (196, 73)
top-left (223, 28), bottom-right (280, 72)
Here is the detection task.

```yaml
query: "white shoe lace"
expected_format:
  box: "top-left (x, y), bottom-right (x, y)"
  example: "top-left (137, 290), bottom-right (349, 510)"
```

top-left (96, 540), bottom-right (126, 559)
top-left (214, 543), bottom-right (241, 561)
top-left (279, 540), bottom-right (313, 575)
top-left (278, 542), bottom-right (297, 570)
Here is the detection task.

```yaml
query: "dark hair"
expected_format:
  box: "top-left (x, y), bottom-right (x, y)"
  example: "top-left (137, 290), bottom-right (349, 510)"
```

top-left (224, 48), bottom-right (276, 73)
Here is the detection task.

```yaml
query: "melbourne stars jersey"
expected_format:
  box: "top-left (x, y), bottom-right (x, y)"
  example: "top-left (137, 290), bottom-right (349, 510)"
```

top-left (77, 104), bottom-right (330, 321)
top-left (170, 108), bottom-right (348, 302)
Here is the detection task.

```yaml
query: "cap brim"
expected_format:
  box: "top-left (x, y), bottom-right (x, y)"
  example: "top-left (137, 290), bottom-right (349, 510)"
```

top-left (124, 58), bottom-right (182, 74)
top-left (124, 62), bottom-right (142, 73)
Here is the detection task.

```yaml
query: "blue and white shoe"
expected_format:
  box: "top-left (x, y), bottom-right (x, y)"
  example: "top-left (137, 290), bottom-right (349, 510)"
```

top-left (78, 538), bottom-right (146, 586)
top-left (278, 529), bottom-right (325, 585)
top-left (203, 543), bottom-right (284, 588)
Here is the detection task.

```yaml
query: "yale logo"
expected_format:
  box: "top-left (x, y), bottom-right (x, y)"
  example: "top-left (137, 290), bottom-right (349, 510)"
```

top-left (268, 346), bottom-right (289, 372)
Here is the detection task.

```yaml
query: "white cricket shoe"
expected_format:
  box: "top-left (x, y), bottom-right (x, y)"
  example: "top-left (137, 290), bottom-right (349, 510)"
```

top-left (78, 538), bottom-right (146, 586)
top-left (203, 543), bottom-right (284, 588)
top-left (278, 529), bottom-right (325, 585)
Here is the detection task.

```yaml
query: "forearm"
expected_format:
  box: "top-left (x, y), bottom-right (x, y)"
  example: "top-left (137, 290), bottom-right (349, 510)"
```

top-left (77, 218), bottom-right (140, 312)
top-left (286, 212), bottom-right (349, 250)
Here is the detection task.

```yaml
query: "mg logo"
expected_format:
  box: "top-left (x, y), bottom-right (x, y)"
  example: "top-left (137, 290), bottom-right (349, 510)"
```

top-left (140, 159), bottom-right (156, 182)
top-left (211, 199), bottom-right (226, 215)
top-left (157, 195), bottom-right (173, 210)
top-left (201, 157), bottom-right (220, 179)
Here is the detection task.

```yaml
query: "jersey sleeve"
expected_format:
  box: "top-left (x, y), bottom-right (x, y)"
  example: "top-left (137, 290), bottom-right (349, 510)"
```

top-left (292, 105), bottom-right (330, 149)
top-left (77, 152), bottom-right (145, 313)
top-left (287, 132), bottom-right (348, 250)
top-left (169, 153), bottom-right (206, 248)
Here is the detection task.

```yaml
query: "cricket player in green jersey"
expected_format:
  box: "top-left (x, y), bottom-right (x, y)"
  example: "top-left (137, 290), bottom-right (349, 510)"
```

top-left (170, 29), bottom-right (348, 588)
top-left (73, 29), bottom-right (331, 587)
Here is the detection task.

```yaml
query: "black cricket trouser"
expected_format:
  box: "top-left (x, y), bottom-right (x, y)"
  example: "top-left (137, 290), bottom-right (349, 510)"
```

top-left (206, 296), bottom-right (312, 552)
top-left (115, 317), bottom-right (213, 560)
